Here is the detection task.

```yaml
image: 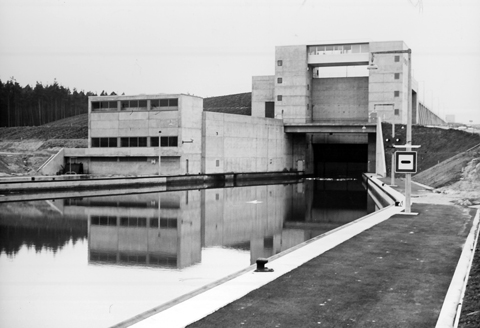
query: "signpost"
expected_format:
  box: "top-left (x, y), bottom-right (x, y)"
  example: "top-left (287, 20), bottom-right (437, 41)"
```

top-left (393, 145), bottom-right (420, 215)
top-left (395, 151), bottom-right (417, 174)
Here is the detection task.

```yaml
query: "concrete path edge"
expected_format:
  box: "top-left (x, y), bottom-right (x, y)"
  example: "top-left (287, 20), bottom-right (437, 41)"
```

top-left (436, 207), bottom-right (480, 328)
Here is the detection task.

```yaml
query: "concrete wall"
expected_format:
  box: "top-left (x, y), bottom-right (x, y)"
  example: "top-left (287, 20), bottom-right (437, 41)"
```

top-left (179, 96), bottom-right (203, 174)
top-left (202, 112), bottom-right (293, 173)
top-left (311, 77), bottom-right (368, 122)
top-left (252, 76), bottom-right (275, 118)
top-left (38, 148), bottom-right (65, 175)
top-left (274, 45), bottom-right (311, 124)
top-left (368, 41), bottom-right (409, 124)
top-left (418, 102), bottom-right (447, 126)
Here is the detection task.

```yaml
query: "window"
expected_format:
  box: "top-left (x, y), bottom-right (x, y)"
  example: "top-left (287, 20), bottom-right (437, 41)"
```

top-left (150, 218), bottom-right (159, 228)
top-left (91, 137), bottom-right (117, 147)
top-left (151, 99), bottom-right (160, 109)
top-left (394, 109), bottom-right (400, 116)
top-left (394, 55), bottom-right (400, 62)
top-left (120, 99), bottom-right (147, 110)
top-left (91, 138), bottom-right (100, 147)
top-left (138, 100), bottom-right (147, 108)
top-left (160, 218), bottom-right (178, 229)
top-left (216, 160), bottom-right (220, 167)
top-left (120, 217), bottom-right (147, 227)
top-left (277, 77), bottom-right (282, 84)
top-left (151, 98), bottom-right (178, 110)
top-left (161, 98), bottom-right (178, 107)
top-left (160, 136), bottom-right (178, 147)
top-left (394, 73), bottom-right (400, 80)
top-left (92, 101), bottom-right (117, 111)
top-left (277, 60), bottom-right (283, 66)
top-left (91, 215), bottom-right (117, 226)
top-left (394, 91), bottom-right (400, 97)
top-left (118, 157), bottom-right (149, 162)
top-left (277, 95), bottom-right (283, 101)
top-left (120, 137), bottom-right (148, 147)
top-left (151, 136), bottom-right (159, 147)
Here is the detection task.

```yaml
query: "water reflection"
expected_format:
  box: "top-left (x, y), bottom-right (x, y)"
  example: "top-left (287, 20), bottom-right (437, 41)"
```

top-left (0, 180), bottom-right (375, 267)
top-left (0, 179), bottom-right (374, 328)
top-left (0, 200), bottom-right (87, 256)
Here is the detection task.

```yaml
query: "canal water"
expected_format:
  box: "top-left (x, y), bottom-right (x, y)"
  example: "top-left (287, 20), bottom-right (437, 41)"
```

top-left (0, 179), bottom-right (376, 328)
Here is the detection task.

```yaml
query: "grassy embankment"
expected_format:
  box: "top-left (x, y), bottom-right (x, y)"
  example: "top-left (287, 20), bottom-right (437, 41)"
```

top-left (0, 114), bottom-right (88, 176)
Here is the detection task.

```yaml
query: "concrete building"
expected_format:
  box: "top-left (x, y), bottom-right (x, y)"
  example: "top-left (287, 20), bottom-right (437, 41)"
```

top-left (252, 41), bottom-right (421, 125)
top-left (250, 40), bottom-right (445, 176)
top-left (65, 94), bottom-right (203, 176)
top-left (52, 40), bottom-right (445, 178)
top-left (62, 93), bottom-right (293, 176)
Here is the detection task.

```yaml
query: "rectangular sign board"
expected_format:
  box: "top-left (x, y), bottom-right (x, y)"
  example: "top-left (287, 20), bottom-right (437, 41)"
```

top-left (395, 151), bottom-right (417, 174)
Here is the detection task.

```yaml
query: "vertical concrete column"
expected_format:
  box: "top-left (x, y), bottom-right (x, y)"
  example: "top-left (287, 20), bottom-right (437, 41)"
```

top-left (368, 132), bottom-right (377, 174)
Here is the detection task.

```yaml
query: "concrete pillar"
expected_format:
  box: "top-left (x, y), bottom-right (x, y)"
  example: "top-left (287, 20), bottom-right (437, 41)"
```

top-left (368, 133), bottom-right (377, 174)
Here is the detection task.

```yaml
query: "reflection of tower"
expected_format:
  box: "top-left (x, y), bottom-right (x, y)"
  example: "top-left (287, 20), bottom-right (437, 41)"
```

top-left (202, 185), bottom-right (292, 264)
top-left (80, 191), bottom-right (201, 269)
top-left (283, 180), bottom-right (372, 244)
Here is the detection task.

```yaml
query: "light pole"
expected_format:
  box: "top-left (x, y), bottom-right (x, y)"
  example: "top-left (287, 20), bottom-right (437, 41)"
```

top-left (368, 49), bottom-right (414, 213)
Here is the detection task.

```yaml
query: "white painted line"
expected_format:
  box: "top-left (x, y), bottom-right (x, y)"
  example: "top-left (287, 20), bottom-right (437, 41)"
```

top-left (435, 208), bottom-right (480, 328)
top-left (129, 205), bottom-right (404, 328)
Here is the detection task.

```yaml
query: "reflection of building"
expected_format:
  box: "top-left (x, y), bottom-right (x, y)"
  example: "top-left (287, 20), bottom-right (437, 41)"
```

top-left (69, 192), bottom-right (202, 269)
top-left (58, 179), bottom-right (375, 270)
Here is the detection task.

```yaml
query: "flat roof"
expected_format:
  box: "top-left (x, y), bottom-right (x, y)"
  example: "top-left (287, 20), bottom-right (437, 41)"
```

top-left (89, 93), bottom-right (203, 101)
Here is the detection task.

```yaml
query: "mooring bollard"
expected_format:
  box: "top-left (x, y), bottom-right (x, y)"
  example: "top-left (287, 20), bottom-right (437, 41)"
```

top-left (255, 258), bottom-right (274, 272)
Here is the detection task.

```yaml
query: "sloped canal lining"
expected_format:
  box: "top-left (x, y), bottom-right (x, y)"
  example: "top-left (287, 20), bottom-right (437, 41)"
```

top-left (0, 178), bottom-right (380, 328)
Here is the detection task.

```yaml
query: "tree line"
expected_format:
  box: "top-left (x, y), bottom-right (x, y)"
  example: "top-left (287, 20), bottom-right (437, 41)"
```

top-left (0, 78), bottom-right (118, 127)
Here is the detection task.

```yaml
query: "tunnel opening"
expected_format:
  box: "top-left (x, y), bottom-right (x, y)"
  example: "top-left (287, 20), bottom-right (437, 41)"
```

top-left (313, 143), bottom-right (368, 178)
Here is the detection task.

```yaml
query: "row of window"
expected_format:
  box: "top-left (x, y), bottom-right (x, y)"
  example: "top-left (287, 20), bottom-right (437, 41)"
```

top-left (308, 44), bottom-right (370, 56)
top-left (90, 251), bottom-right (177, 267)
top-left (66, 198), bottom-right (158, 208)
top-left (91, 136), bottom-right (178, 148)
top-left (91, 215), bottom-right (178, 228)
top-left (91, 98), bottom-right (178, 111)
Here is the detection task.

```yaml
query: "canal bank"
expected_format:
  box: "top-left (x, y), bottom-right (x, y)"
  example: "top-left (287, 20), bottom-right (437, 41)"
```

top-left (125, 176), bottom-right (479, 328)
top-left (0, 171), bottom-right (304, 196)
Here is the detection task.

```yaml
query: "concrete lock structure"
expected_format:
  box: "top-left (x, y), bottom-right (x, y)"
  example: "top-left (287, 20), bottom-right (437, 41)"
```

top-left (54, 40), bottom-right (444, 178)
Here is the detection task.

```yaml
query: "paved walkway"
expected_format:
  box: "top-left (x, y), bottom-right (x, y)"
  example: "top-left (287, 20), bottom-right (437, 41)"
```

top-left (129, 177), bottom-right (478, 328)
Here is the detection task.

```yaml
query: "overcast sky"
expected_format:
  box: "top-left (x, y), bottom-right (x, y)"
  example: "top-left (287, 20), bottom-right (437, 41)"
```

top-left (1, 0), bottom-right (479, 124)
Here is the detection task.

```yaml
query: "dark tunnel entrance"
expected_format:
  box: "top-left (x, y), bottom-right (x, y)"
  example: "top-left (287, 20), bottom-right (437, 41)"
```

top-left (313, 144), bottom-right (368, 178)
